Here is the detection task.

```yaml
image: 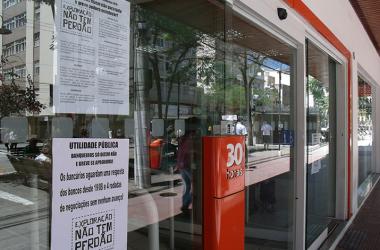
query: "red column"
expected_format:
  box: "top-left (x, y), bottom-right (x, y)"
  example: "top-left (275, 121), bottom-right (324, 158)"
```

top-left (202, 136), bottom-right (245, 250)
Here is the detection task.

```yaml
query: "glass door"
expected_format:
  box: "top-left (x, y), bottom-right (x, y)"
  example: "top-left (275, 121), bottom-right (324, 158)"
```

top-left (357, 77), bottom-right (374, 204)
top-left (130, 1), bottom-right (228, 249)
top-left (305, 41), bottom-right (337, 248)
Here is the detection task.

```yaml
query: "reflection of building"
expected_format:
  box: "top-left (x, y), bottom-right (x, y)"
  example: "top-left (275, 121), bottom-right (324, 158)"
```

top-left (1, 1), bottom-right (54, 140)
top-left (136, 30), bottom-right (200, 119)
top-left (149, 84), bottom-right (202, 118)
top-left (1, 1), bottom-right (54, 116)
top-left (262, 67), bottom-right (291, 111)
top-left (251, 66), bottom-right (292, 145)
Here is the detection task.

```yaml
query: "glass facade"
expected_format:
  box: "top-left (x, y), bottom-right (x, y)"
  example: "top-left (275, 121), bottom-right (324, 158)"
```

top-left (0, 1), bottom-right (296, 249)
top-left (127, 2), bottom-right (296, 249)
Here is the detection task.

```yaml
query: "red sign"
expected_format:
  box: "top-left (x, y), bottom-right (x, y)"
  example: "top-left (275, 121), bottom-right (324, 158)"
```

top-left (203, 136), bottom-right (245, 198)
top-left (203, 136), bottom-right (245, 250)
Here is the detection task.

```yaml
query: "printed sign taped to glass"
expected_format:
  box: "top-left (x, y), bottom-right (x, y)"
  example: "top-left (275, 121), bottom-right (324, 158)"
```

top-left (54, 0), bottom-right (130, 115)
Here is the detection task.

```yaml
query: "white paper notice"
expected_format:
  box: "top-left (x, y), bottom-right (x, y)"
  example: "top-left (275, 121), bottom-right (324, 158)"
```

top-left (54, 0), bottom-right (130, 115)
top-left (51, 138), bottom-right (129, 250)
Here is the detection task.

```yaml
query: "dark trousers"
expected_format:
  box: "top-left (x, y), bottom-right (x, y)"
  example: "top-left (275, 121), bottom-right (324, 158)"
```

top-left (180, 168), bottom-right (192, 209)
top-left (260, 180), bottom-right (276, 204)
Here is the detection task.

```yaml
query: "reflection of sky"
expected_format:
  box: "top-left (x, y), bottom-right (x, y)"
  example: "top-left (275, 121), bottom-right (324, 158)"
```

top-left (262, 58), bottom-right (290, 73)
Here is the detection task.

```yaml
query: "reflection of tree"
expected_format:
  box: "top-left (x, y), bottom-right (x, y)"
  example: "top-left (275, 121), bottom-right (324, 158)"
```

top-left (0, 59), bottom-right (45, 118)
top-left (238, 51), bottom-right (266, 145)
top-left (358, 80), bottom-right (372, 118)
top-left (308, 77), bottom-right (329, 126)
top-left (137, 9), bottom-right (201, 119)
top-left (252, 87), bottom-right (278, 108)
top-left (358, 82), bottom-right (372, 139)
top-left (25, 75), bottom-right (45, 115)
top-left (358, 95), bottom-right (372, 138)
top-left (201, 46), bottom-right (280, 144)
top-left (358, 96), bottom-right (372, 119)
top-left (208, 84), bottom-right (245, 112)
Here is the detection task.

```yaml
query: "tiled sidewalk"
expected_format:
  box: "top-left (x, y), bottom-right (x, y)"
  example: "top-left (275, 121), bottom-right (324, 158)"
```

top-left (337, 180), bottom-right (380, 250)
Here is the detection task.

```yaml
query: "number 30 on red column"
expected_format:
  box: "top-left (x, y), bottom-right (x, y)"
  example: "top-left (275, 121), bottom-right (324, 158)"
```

top-left (227, 143), bottom-right (243, 167)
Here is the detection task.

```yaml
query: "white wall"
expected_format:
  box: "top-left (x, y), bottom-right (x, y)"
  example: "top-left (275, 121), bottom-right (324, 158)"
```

top-left (236, 0), bottom-right (305, 45)
top-left (303, 0), bottom-right (380, 87)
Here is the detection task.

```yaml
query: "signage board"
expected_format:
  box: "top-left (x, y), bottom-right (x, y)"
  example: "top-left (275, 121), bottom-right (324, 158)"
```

top-left (54, 0), bottom-right (130, 115)
top-left (203, 136), bottom-right (245, 198)
top-left (51, 138), bottom-right (129, 250)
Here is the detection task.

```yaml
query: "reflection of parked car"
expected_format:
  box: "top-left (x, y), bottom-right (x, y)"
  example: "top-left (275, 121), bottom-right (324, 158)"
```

top-left (7, 155), bottom-right (51, 185)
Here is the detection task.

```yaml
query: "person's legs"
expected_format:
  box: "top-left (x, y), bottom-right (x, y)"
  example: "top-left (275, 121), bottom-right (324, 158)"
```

top-left (259, 182), bottom-right (267, 208)
top-left (266, 180), bottom-right (276, 212)
top-left (263, 136), bottom-right (267, 150)
top-left (263, 135), bottom-right (270, 150)
top-left (260, 180), bottom-right (276, 212)
top-left (180, 168), bottom-right (192, 210)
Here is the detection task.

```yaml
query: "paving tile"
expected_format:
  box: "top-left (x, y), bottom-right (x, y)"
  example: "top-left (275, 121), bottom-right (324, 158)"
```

top-left (337, 182), bottom-right (380, 250)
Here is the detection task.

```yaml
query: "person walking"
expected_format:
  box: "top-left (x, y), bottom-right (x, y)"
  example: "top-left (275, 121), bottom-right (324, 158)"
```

top-left (261, 121), bottom-right (273, 150)
top-left (235, 119), bottom-right (248, 136)
top-left (176, 129), bottom-right (195, 213)
top-left (9, 131), bottom-right (17, 151)
top-left (235, 118), bottom-right (248, 165)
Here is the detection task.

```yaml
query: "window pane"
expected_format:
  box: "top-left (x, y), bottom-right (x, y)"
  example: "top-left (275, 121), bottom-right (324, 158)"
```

top-left (357, 77), bottom-right (374, 204)
top-left (306, 41), bottom-right (337, 248)
top-left (0, 1), bottom-right (297, 249)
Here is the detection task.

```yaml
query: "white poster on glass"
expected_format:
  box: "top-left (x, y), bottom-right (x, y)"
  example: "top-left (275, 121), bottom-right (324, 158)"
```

top-left (54, 0), bottom-right (130, 115)
top-left (51, 138), bottom-right (129, 250)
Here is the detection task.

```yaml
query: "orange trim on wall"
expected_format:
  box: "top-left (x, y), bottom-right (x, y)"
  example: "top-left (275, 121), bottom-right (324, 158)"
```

top-left (284, 0), bottom-right (294, 7)
top-left (284, 0), bottom-right (353, 218)
top-left (293, 1), bottom-right (351, 58)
